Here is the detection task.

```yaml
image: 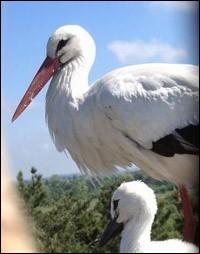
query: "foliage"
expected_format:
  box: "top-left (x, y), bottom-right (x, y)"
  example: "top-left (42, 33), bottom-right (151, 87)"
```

top-left (16, 169), bottom-right (198, 253)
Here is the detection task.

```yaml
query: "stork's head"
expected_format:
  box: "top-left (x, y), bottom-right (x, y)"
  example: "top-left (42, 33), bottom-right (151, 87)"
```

top-left (99, 181), bottom-right (157, 247)
top-left (12, 25), bottom-right (95, 122)
top-left (47, 25), bottom-right (96, 66)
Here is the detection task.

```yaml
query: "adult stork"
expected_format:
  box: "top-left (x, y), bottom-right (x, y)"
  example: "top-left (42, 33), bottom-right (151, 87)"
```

top-left (12, 25), bottom-right (199, 242)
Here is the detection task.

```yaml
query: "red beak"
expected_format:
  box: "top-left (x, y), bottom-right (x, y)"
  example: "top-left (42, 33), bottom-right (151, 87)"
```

top-left (12, 56), bottom-right (61, 122)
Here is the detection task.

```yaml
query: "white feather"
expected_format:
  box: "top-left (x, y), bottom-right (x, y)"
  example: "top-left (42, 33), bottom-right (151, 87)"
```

top-left (110, 181), bottom-right (199, 253)
top-left (45, 25), bottom-right (199, 185)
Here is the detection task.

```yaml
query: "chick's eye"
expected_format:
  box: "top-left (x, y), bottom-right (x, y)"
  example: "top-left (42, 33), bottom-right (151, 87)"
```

top-left (56, 39), bottom-right (70, 53)
top-left (113, 199), bottom-right (120, 211)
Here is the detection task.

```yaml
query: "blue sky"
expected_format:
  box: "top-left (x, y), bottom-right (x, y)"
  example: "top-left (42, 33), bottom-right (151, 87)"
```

top-left (2, 1), bottom-right (198, 179)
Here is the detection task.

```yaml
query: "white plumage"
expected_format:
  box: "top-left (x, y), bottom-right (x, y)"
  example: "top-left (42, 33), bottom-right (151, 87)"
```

top-left (12, 24), bottom-right (199, 243)
top-left (12, 25), bottom-right (199, 184)
top-left (100, 181), bottom-right (199, 253)
top-left (44, 26), bottom-right (199, 186)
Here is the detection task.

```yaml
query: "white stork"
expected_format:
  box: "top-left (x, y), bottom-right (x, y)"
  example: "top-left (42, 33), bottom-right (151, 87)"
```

top-left (99, 181), bottom-right (199, 253)
top-left (12, 25), bottom-right (199, 242)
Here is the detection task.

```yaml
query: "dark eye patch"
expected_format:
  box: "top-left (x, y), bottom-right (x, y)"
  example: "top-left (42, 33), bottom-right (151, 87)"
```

top-left (113, 199), bottom-right (120, 211)
top-left (56, 38), bottom-right (70, 53)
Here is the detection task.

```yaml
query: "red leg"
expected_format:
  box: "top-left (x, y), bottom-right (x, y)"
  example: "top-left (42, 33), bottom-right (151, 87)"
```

top-left (179, 184), bottom-right (197, 243)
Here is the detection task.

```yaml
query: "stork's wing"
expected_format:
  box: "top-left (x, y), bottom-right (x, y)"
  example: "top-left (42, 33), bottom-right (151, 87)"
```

top-left (94, 64), bottom-right (199, 156)
top-left (151, 124), bottom-right (199, 157)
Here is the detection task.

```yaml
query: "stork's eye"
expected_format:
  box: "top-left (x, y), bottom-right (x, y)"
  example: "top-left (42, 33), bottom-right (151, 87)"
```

top-left (56, 39), bottom-right (70, 53)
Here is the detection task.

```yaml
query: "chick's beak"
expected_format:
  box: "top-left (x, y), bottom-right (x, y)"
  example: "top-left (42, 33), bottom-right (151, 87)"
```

top-left (99, 216), bottom-right (123, 247)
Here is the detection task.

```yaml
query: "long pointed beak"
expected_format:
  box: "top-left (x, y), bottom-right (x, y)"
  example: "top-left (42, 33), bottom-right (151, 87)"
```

top-left (99, 216), bottom-right (123, 247)
top-left (12, 56), bottom-right (61, 122)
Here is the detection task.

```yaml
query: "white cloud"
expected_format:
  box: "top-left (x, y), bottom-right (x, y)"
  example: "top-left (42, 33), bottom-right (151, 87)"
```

top-left (108, 39), bottom-right (188, 64)
top-left (149, 1), bottom-right (198, 12)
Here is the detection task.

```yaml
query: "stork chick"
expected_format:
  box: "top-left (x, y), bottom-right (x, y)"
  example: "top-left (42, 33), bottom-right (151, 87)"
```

top-left (99, 181), bottom-right (199, 253)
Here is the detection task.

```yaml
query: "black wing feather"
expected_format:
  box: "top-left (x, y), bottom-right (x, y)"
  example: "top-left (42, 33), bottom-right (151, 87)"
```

top-left (151, 124), bottom-right (199, 157)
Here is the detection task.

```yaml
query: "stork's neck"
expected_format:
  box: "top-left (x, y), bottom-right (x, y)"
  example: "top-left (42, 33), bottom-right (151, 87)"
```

top-left (120, 215), bottom-right (153, 253)
top-left (47, 56), bottom-right (90, 107)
